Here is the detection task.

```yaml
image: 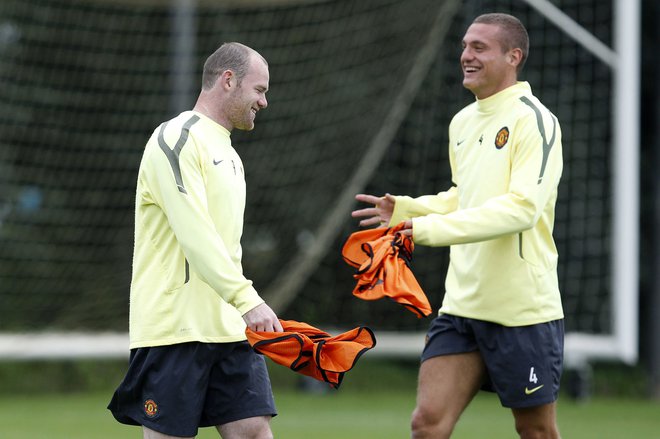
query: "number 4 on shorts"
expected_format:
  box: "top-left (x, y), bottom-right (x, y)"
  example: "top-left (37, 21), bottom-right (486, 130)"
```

top-left (529, 367), bottom-right (539, 384)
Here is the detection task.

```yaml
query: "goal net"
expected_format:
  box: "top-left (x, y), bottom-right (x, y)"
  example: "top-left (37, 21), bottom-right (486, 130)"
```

top-left (0, 0), bottom-right (638, 364)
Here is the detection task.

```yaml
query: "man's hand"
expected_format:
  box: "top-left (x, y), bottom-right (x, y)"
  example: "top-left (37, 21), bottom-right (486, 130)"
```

top-left (351, 193), bottom-right (396, 228)
top-left (399, 219), bottom-right (413, 237)
top-left (243, 303), bottom-right (283, 332)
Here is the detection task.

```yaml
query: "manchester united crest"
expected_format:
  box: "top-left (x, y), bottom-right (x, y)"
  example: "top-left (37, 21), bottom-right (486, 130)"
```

top-left (495, 127), bottom-right (509, 149)
top-left (144, 399), bottom-right (159, 418)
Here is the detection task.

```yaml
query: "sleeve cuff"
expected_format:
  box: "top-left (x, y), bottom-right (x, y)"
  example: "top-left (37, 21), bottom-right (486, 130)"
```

top-left (389, 196), bottom-right (414, 226)
top-left (233, 286), bottom-right (265, 315)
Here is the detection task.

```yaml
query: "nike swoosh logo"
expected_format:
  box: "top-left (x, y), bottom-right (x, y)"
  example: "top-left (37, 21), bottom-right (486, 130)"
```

top-left (524, 384), bottom-right (544, 395)
top-left (456, 139), bottom-right (465, 146)
top-left (213, 159), bottom-right (223, 166)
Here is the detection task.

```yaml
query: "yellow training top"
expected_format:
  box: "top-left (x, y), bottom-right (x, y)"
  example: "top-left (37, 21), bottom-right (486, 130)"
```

top-left (390, 82), bottom-right (564, 326)
top-left (129, 111), bottom-right (264, 349)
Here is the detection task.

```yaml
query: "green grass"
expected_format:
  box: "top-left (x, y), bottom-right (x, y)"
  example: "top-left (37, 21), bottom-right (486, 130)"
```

top-left (0, 359), bottom-right (659, 438)
top-left (0, 389), bottom-right (659, 438)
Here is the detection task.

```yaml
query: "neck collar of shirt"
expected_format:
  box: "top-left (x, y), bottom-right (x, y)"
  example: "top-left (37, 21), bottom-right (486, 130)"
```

top-left (474, 81), bottom-right (531, 114)
top-left (190, 111), bottom-right (232, 137)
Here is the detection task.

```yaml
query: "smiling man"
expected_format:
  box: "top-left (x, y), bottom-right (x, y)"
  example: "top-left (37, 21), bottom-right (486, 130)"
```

top-left (352, 13), bottom-right (564, 439)
top-left (108, 42), bottom-right (282, 439)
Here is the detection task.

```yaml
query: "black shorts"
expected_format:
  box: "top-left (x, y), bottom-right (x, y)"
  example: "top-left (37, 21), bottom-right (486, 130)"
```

top-left (421, 314), bottom-right (564, 408)
top-left (108, 341), bottom-right (277, 437)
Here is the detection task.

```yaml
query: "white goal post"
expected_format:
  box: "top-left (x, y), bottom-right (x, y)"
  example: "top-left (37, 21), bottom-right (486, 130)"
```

top-left (353, 0), bottom-right (643, 367)
top-left (520, 0), bottom-right (641, 366)
top-left (0, 0), bottom-right (640, 366)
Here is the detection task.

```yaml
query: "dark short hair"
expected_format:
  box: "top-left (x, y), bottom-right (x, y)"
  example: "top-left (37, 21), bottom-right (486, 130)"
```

top-left (473, 13), bottom-right (529, 73)
top-left (201, 42), bottom-right (266, 90)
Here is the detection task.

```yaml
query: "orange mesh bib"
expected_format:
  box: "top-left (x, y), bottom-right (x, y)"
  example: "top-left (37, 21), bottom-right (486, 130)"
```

top-left (342, 223), bottom-right (431, 318)
top-left (246, 320), bottom-right (376, 389)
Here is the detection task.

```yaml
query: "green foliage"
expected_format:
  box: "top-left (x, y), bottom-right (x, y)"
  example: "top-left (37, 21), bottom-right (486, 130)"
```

top-left (0, 359), bottom-right (128, 394)
top-left (590, 361), bottom-right (651, 397)
top-left (0, 357), bottom-right (654, 399)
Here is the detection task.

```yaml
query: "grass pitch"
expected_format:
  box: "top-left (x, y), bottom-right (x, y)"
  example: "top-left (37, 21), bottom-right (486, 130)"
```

top-left (0, 358), bottom-right (658, 438)
top-left (0, 389), bottom-right (659, 438)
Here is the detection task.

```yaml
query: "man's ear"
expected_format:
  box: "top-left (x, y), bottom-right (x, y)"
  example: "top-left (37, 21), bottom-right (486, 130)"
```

top-left (220, 70), bottom-right (234, 90)
top-left (508, 48), bottom-right (523, 69)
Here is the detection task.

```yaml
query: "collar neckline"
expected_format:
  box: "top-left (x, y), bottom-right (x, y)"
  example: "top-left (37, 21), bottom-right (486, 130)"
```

top-left (475, 81), bottom-right (531, 113)
top-left (191, 111), bottom-right (232, 136)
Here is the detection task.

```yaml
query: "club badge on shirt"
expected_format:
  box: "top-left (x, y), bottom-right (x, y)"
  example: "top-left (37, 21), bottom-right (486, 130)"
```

top-left (495, 126), bottom-right (510, 149)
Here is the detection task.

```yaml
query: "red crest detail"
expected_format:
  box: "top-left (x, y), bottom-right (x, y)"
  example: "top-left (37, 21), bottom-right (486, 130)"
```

top-left (144, 399), bottom-right (159, 418)
top-left (495, 127), bottom-right (509, 149)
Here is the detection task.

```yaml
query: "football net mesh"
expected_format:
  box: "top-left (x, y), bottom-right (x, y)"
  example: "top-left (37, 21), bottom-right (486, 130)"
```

top-left (0, 0), bottom-right (613, 340)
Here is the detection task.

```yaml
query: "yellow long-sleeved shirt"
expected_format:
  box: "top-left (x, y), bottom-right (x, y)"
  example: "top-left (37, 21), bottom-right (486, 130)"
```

top-left (390, 82), bottom-right (564, 326)
top-left (129, 111), bottom-right (264, 348)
